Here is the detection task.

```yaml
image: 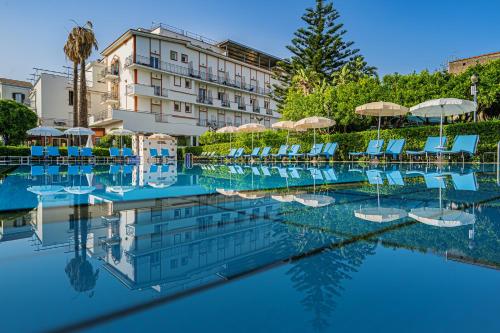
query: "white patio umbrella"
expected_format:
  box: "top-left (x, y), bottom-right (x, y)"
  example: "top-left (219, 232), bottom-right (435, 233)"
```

top-left (410, 98), bottom-right (476, 149)
top-left (26, 126), bottom-right (63, 146)
top-left (64, 127), bottom-right (95, 146)
top-left (64, 186), bottom-right (96, 195)
top-left (27, 185), bottom-right (64, 196)
top-left (272, 121), bottom-right (297, 145)
top-left (238, 123), bottom-right (266, 151)
top-left (109, 128), bottom-right (135, 148)
top-left (216, 126), bottom-right (239, 150)
top-left (294, 116), bottom-right (335, 146)
top-left (355, 101), bottom-right (409, 141)
top-left (148, 133), bottom-right (174, 140)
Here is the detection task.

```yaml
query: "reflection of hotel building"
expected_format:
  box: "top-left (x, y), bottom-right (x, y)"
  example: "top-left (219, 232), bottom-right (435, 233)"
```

top-left (87, 23), bottom-right (282, 146)
top-left (98, 193), bottom-right (281, 294)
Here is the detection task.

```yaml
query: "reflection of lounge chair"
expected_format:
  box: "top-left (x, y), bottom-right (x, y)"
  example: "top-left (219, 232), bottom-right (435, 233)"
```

top-left (406, 136), bottom-right (446, 161)
top-left (349, 140), bottom-right (384, 160)
top-left (386, 170), bottom-right (404, 186)
top-left (260, 166), bottom-right (271, 176)
top-left (274, 167), bottom-right (289, 178)
top-left (81, 165), bottom-right (93, 174)
top-left (68, 165), bottom-right (80, 176)
top-left (234, 165), bottom-right (244, 174)
top-left (366, 169), bottom-right (383, 185)
top-left (451, 172), bottom-right (478, 191)
top-left (288, 167), bottom-right (301, 179)
top-left (423, 172), bottom-right (446, 189)
top-left (47, 165), bottom-right (60, 175)
top-left (323, 168), bottom-right (338, 181)
top-left (309, 168), bottom-right (323, 180)
top-left (251, 166), bottom-right (261, 176)
top-left (228, 165), bottom-right (237, 174)
top-left (31, 165), bottom-right (44, 176)
top-left (109, 165), bottom-right (121, 174)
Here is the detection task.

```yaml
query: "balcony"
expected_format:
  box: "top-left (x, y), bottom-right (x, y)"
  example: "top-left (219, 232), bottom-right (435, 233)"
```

top-left (100, 92), bottom-right (119, 104)
top-left (252, 105), bottom-right (260, 113)
top-left (221, 100), bottom-right (231, 107)
top-left (196, 95), bottom-right (213, 105)
top-left (238, 104), bottom-right (246, 111)
top-left (125, 54), bottom-right (272, 95)
top-left (265, 108), bottom-right (273, 115)
top-left (126, 84), bottom-right (168, 98)
top-left (98, 67), bottom-right (119, 82)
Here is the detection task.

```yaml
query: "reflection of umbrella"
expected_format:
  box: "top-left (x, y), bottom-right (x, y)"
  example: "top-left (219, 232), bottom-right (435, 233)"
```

top-left (109, 128), bottom-right (134, 148)
top-left (148, 133), bottom-right (174, 140)
top-left (238, 123), bottom-right (266, 150)
top-left (271, 194), bottom-right (296, 202)
top-left (216, 188), bottom-right (239, 196)
top-left (216, 126), bottom-right (238, 150)
top-left (410, 98), bottom-right (476, 149)
top-left (355, 101), bottom-right (408, 141)
top-left (27, 126), bottom-right (63, 146)
top-left (64, 186), bottom-right (96, 195)
top-left (27, 185), bottom-right (64, 196)
top-left (107, 185), bottom-right (135, 195)
top-left (294, 194), bottom-right (334, 208)
top-left (355, 207), bottom-right (408, 223)
top-left (408, 208), bottom-right (475, 227)
top-left (148, 179), bottom-right (175, 188)
top-left (238, 191), bottom-right (265, 200)
top-left (294, 116), bottom-right (335, 145)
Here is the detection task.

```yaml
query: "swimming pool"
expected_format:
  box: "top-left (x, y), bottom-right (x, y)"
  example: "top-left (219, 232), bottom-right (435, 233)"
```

top-left (0, 162), bottom-right (499, 332)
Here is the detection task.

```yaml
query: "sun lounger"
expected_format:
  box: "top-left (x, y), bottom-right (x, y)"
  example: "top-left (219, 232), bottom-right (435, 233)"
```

top-left (372, 139), bottom-right (405, 160)
top-left (306, 143), bottom-right (324, 158)
top-left (320, 142), bottom-right (338, 160)
top-left (30, 146), bottom-right (44, 162)
top-left (440, 135), bottom-right (479, 162)
top-left (406, 136), bottom-right (447, 161)
top-left (271, 145), bottom-right (288, 159)
top-left (349, 140), bottom-right (384, 160)
top-left (287, 145), bottom-right (302, 159)
top-left (244, 147), bottom-right (261, 159)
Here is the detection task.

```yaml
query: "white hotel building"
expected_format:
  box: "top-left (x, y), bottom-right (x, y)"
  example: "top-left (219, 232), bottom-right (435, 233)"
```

top-left (86, 24), bottom-right (281, 146)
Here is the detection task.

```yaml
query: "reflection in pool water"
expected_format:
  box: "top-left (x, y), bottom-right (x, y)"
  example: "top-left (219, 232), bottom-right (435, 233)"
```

top-left (0, 162), bottom-right (499, 332)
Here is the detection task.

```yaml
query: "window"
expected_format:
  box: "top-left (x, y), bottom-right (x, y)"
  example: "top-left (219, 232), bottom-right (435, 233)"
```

top-left (174, 76), bottom-right (181, 87)
top-left (170, 259), bottom-right (178, 269)
top-left (150, 56), bottom-right (159, 69)
top-left (185, 104), bottom-right (191, 113)
top-left (264, 100), bottom-right (270, 109)
top-left (174, 102), bottom-right (180, 112)
top-left (170, 50), bottom-right (178, 61)
top-left (181, 54), bottom-right (188, 63)
top-left (68, 90), bottom-right (74, 106)
top-left (185, 79), bottom-right (191, 89)
top-left (12, 93), bottom-right (25, 104)
top-left (217, 91), bottom-right (225, 101)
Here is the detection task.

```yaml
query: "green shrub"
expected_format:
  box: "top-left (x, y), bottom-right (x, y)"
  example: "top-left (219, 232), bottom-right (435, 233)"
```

top-left (0, 146), bottom-right (110, 157)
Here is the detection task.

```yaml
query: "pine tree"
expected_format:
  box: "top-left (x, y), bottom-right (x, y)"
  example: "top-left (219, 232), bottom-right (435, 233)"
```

top-left (273, 0), bottom-right (375, 107)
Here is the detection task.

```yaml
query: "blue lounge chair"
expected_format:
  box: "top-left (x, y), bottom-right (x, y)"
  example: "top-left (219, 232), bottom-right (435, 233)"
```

top-left (161, 148), bottom-right (174, 160)
top-left (406, 136), bottom-right (447, 161)
top-left (109, 147), bottom-right (121, 162)
top-left (349, 140), bottom-right (384, 160)
top-left (80, 148), bottom-right (94, 162)
top-left (244, 147), bottom-right (261, 159)
top-left (233, 148), bottom-right (244, 159)
top-left (150, 148), bottom-right (161, 162)
top-left (46, 146), bottom-right (60, 160)
top-left (440, 135), bottom-right (479, 162)
top-left (68, 146), bottom-right (79, 161)
top-left (372, 139), bottom-right (405, 160)
top-left (259, 147), bottom-right (271, 160)
top-left (321, 142), bottom-right (338, 160)
top-left (306, 143), bottom-right (324, 158)
top-left (30, 146), bottom-right (44, 161)
top-left (287, 144), bottom-right (302, 159)
top-left (271, 145), bottom-right (288, 160)
top-left (150, 164), bottom-right (159, 173)
top-left (225, 148), bottom-right (237, 159)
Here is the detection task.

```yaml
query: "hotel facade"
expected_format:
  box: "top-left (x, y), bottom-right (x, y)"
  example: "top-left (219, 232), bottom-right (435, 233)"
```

top-left (87, 24), bottom-right (281, 146)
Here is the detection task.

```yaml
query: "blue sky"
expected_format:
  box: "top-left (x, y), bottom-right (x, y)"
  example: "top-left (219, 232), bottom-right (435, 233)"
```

top-left (1, 0), bottom-right (499, 81)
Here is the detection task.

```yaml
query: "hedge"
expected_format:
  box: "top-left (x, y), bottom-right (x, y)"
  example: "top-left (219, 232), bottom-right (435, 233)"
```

top-left (190, 120), bottom-right (500, 161)
top-left (0, 146), bottom-right (111, 157)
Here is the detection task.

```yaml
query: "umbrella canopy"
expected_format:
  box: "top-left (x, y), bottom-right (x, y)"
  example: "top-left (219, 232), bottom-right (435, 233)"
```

top-left (148, 133), bottom-right (175, 140)
top-left (408, 207), bottom-right (475, 227)
top-left (216, 126), bottom-right (239, 150)
top-left (238, 123), bottom-right (266, 151)
top-left (27, 126), bottom-right (63, 137)
top-left (355, 101), bottom-right (409, 141)
top-left (410, 98), bottom-right (476, 148)
top-left (294, 117), bottom-right (335, 145)
top-left (64, 186), bottom-right (96, 195)
top-left (271, 194), bottom-right (296, 203)
top-left (354, 207), bottom-right (408, 223)
top-left (64, 127), bottom-right (95, 136)
top-left (216, 188), bottom-right (239, 196)
top-left (272, 121), bottom-right (302, 145)
top-left (294, 194), bottom-right (334, 208)
top-left (85, 136), bottom-right (94, 148)
top-left (147, 180), bottom-right (175, 189)
top-left (108, 128), bottom-right (135, 136)
top-left (27, 185), bottom-right (64, 196)
top-left (238, 191), bottom-right (266, 200)
top-left (107, 185), bottom-right (135, 195)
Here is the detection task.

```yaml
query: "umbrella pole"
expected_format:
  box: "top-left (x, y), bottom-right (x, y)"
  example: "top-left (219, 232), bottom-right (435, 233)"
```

top-left (313, 128), bottom-right (316, 146)
top-left (377, 114), bottom-right (381, 142)
top-left (286, 130), bottom-right (289, 146)
top-left (439, 105), bottom-right (444, 147)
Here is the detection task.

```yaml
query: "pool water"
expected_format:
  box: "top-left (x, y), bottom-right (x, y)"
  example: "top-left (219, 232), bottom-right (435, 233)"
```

top-left (0, 162), bottom-right (499, 332)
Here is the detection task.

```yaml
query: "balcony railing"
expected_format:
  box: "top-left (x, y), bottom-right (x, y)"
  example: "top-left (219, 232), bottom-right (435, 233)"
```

top-left (126, 84), bottom-right (168, 98)
top-left (252, 105), bottom-right (260, 113)
top-left (265, 108), bottom-right (273, 115)
top-left (238, 104), bottom-right (246, 111)
top-left (221, 100), bottom-right (230, 107)
top-left (125, 54), bottom-right (272, 95)
top-left (196, 95), bottom-right (213, 105)
top-left (153, 86), bottom-right (168, 97)
top-left (101, 92), bottom-right (119, 103)
top-left (98, 67), bottom-right (119, 81)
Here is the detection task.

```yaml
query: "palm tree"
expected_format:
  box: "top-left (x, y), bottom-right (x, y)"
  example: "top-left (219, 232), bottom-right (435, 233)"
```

top-left (75, 21), bottom-right (98, 128)
top-left (64, 28), bottom-right (80, 128)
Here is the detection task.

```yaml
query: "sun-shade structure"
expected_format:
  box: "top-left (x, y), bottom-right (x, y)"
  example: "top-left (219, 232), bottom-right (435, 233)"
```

top-left (107, 185), bottom-right (135, 195)
top-left (216, 126), bottom-right (239, 149)
top-left (355, 102), bottom-right (409, 141)
top-left (294, 116), bottom-right (335, 145)
top-left (148, 133), bottom-right (175, 140)
top-left (64, 186), bottom-right (96, 195)
top-left (408, 207), bottom-right (475, 227)
top-left (410, 98), bottom-right (476, 149)
top-left (109, 128), bottom-right (135, 148)
top-left (64, 127), bottom-right (95, 136)
top-left (271, 194), bottom-right (296, 203)
top-left (294, 194), bottom-right (334, 208)
top-left (27, 185), bottom-right (64, 196)
top-left (238, 191), bottom-right (266, 200)
top-left (26, 126), bottom-right (63, 146)
top-left (238, 123), bottom-right (266, 150)
top-left (354, 207), bottom-right (408, 223)
top-left (272, 121), bottom-right (302, 145)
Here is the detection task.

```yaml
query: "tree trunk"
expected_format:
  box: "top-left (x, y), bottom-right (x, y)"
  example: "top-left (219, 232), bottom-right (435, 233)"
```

top-left (79, 59), bottom-right (88, 128)
top-left (72, 63), bottom-right (79, 128)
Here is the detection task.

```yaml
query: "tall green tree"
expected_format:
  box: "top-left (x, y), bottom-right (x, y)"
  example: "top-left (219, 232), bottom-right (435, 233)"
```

top-left (273, 0), bottom-right (375, 107)
top-left (74, 21), bottom-right (98, 128)
top-left (0, 100), bottom-right (38, 145)
top-left (64, 28), bottom-right (80, 127)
